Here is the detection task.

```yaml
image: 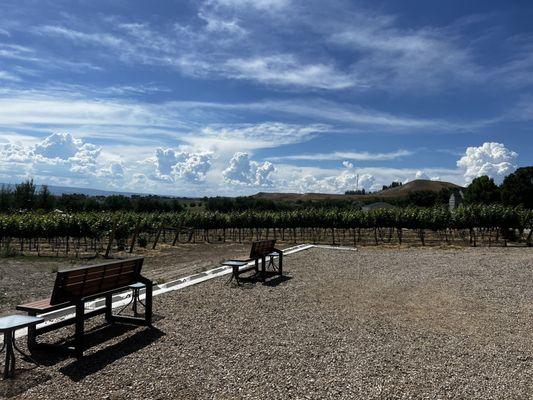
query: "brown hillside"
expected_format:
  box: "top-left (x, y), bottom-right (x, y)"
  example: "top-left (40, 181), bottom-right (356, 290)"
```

top-left (251, 179), bottom-right (463, 202)
top-left (375, 179), bottom-right (463, 197)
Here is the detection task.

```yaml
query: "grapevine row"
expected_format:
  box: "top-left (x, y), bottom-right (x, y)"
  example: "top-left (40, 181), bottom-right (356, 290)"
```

top-left (0, 205), bottom-right (531, 255)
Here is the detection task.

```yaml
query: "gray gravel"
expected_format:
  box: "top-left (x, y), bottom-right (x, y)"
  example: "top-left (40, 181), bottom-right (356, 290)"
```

top-left (3, 246), bottom-right (533, 399)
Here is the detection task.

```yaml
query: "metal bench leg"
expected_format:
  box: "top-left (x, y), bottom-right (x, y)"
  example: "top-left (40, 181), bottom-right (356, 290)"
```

top-left (144, 281), bottom-right (153, 326)
top-left (12, 334), bottom-right (39, 367)
top-left (234, 266), bottom-right (241, 286)
top-left (3, 332), bottom-right (11, 379)
top-left (74, 302), bottom-right (85, 358)
top-left (27, 312), bottom-right (38, 351)
top-left (105, 293), bottom-right (113, 322)
top-left (3, 331), bottom-right (16, 379)
top-left (131, 288), bottom-right (145, 317)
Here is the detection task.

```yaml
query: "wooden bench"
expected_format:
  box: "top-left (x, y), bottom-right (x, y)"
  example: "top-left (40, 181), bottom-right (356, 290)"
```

top-left (16, 257), bottom-right (153, 358)
top-left (223, 239), bottom-right (283, 285)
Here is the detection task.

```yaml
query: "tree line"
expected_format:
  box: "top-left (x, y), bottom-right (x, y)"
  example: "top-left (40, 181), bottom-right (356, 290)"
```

top-left (0, 180), bottom-right (185, 213)
top-left (0, 167), bottom-right (531, 213)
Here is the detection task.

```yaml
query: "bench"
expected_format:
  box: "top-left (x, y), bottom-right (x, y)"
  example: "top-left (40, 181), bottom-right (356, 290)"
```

top-left (223, 239), bottom-right (283, 285)
top-left (16, 257), bottom-right (153, 358)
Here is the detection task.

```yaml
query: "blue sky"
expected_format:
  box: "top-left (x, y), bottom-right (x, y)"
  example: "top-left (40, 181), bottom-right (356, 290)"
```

top-left (0, 0), bottom-right (531, 196)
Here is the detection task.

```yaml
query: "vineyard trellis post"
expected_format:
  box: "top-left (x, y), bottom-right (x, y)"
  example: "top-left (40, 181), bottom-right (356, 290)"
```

top-left (104, 219), bottom-right (117, 259)
top-left (129, 217), bottom-right (142, 253)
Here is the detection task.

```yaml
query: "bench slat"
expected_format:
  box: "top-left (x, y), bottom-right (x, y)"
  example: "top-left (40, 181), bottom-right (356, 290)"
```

top-left (50, 257), bottom-right (144, 305)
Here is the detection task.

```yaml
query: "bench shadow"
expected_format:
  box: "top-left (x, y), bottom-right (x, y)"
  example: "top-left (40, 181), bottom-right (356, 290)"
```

top-left (31, 314), bottom-right (165, 367)
top-left (233, 273), bottom-right (292, 288)
top-left (262, 275), bottom-right (292, 287)
top-left (59, 326), bottom-right (165, 382)
top-left (0, 369), bottom-right (52, 399)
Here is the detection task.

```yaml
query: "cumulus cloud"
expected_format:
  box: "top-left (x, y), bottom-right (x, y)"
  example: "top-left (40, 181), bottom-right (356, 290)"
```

top-left (155, 148), bottom-right (180, 179)
top-left (172, 153), bottom-right (212, 183)
top-left (31, 133), bottom-right (102, 176)
top-left (414, 170), bottom-right (429, 180)
top-left (154, 148), bottom-right (213, 183)
top-left (34, 133), bottom-right (82, 159)
top-left (0, 142), bottom-right (32, 163)
top-left (223, 152), bottom-right (275, 186)
top-left (457, 142), bottom-right (517, 184)
top-left (0, 133), bottom-right (127, 187)
top-left (98, 162), bottom-right (125, 180)
top-left (291, 162), bottom-right (376, 193)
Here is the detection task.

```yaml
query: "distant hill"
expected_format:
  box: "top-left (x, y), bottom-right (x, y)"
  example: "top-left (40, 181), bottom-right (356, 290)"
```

top-left (0, 183), bottom-right (142, 197)
top-left (372, 179), bottom-right (463, 197)
top-left (252, 179), bottom-right (463, 202)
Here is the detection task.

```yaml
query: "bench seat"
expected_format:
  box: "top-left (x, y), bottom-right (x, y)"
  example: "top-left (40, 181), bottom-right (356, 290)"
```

top-left (17, 298), bottom-right (71, 314)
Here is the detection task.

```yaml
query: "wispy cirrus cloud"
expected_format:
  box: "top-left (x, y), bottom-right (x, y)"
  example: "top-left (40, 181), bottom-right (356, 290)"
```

top-left (0, 70), bottom-right (20, 81)
top-left (271, 149), bottom-right (413, 162)
top-left (166, 98), bottom-right (494, 132)
top-left (17, 1), bottom-right (532, 93)
top-left (223, 55), bottom-right (355, 90)
top-left (209, 0), bottom-right (290, 11)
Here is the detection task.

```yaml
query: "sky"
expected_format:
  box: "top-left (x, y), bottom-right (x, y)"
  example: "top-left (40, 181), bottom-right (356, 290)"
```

top-left (0, 0), bottom-right (532, 196)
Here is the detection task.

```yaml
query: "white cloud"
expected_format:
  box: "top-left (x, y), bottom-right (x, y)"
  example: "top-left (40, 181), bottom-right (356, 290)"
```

top-left (154, 148), bottom-right (213, 183)
top-left (0, 94), bottom-right (168, 128)
top-left (34, 132), bottom-right (84, 159)
top-left (287, 162), bottom-right (376, 193)
top-left (208, 0), bottom-right (290, 10)
top-left (0, 70), bottom-right (21, 82)
top-left (271, 163), bottom-right (466, 195)
top-left (11, 1), bottom-right (532, 93)
top-left (224, 55), bottom-right (355, 90)
top-left (35, 25), bottom-right (124, 48)
top-left (155, 148), bottom-right (180, 179)
top-left (414, 170), bottom-right (430, 180)
top-left (101, 162), bottom-right (125, 179)
top-left (0, 133), bottom-right (128, 187)
top-left (457, 142), bottom-right (518, 184)
top-left (198, 11), bottom-right (246, 35)
top-left (190, 122), bottom-right (325, 152)
top-left (169, 99), bottom-right (487, 133)
top-left (0, 142), bottom-right (32, 163)
top-left (172, 152), bottom-right (212, 183)
top-left (67, 143), bottom-right (101, 175)
top-left (273, 149), bottom-right (412, 161)
top-left (329, 16), bottom-right (480, 91)
top-left (223, 152), bottom-right (275, 186)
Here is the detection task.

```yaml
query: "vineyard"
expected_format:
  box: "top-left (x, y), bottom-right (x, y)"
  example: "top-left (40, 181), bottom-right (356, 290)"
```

top-left (0, 205), bottom-right (531, 257)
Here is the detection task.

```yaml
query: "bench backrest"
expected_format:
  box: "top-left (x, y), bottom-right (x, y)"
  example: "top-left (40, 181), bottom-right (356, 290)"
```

top-left (249, 239), bottom-right (276, 259)
top-left (50, 257), bottom-right (144, 304)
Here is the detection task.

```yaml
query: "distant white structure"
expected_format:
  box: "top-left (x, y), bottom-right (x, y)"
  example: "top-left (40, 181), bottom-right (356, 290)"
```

top-left (449, 191), bottom-right (464, 211)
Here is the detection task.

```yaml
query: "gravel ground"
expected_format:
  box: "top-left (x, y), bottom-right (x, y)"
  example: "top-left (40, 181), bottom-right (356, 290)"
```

top-left (2, 246), bottom-right (532, 399)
